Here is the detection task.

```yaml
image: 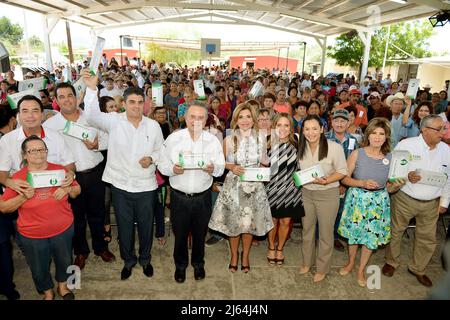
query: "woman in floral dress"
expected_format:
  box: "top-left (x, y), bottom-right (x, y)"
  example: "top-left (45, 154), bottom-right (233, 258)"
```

top-left (208, 103), bottom-right (273, 273)
top-left (338, 118), bottom-right (405, 286)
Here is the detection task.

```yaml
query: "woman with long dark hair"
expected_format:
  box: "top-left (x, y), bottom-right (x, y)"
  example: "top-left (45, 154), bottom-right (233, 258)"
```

top-left (297, 115), bottom-right (348, 283)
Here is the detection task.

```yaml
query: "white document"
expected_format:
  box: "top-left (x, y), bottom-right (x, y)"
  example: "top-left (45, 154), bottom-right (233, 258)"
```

top-left (406, 79), bottom-right (420, 99)
top-left (26, 170), bottom-right (66, 188)
top-left (348, 138), bottom-right (355, 150)
top-left (73, 78), bottom-right (86, 99)
top-left (89, 37), bottom-right (106, 75)
top-left (388, 150), bottom-right (411, 182)
top-left (193, 80), bottom-right (206, 100)
top-left (18, 77), bottom-right (47, 92)
top-left (62, 120), bottom-right (97, 142)
top-left (178, 152), bottom-right (210, 169)
top-left (240, 167), bottom-right (271, 182)
top-left (6, 89), bottom-right (41, 110)
top-left (292, 164), bottom-right (325, 187)
top-left (152, 81), bottom-right (163, 107)
top-left (416, 169), bottom-right (448, 188)
top-left (248, 81), bottom-right (264, 98)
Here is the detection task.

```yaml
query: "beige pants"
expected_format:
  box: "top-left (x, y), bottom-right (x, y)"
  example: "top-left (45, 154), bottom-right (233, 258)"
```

top-left (385, 190), bottom-right (439, 275)
top-left (300, 187), bottom-right (340, 274)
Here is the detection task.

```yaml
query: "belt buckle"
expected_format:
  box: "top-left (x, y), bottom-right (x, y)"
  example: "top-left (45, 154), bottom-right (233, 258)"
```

top-left (186, 192), bottom-right (195, 197)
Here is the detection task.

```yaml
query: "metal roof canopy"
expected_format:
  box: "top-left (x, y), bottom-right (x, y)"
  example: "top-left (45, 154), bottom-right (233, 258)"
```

top-left (3, 0), bottom-right (449, 80)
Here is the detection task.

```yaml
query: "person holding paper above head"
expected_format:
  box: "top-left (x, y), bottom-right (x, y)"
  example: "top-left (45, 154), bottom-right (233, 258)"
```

top-left (81, 69), bottom-right (164, 281)
top-left (158, 102), bottom-right (225, 283)
top-left (297, 114), bottom-right (348, 283)
top-left (0, 135), bottom-right (81, 300)
top-left (400, 101), bottom-right (433, 139)
top-left (208, 103), bottom-right (273, 275)
top-left (383, 115), bottom-right (450, 287)
top-left (0, 96), bottom-right (76, 196)
top-left (43, 82), bottom-right (115, 270)
top-left (337, 118), bottom-right (405, 287)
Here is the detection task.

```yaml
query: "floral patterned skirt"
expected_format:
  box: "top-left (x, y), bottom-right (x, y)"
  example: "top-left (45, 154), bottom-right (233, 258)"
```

top-left (338, 187), bottom-right (391, 250)
top-left (208, 172), bottom-right (274, 237)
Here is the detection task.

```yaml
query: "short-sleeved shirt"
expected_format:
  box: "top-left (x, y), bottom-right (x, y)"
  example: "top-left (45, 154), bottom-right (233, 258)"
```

top-left (0, 127), bottom-right (75, 175)
top-left (325, 130), bottom-right (359, 159)
top-left (337, 102), bottom-right (368, 127)
top-left (273, 102), bottom-right (292, 116)
top-left (1, 163), bottom-right (77, 239)
top-left (298, 139), bottom-right (348, 191)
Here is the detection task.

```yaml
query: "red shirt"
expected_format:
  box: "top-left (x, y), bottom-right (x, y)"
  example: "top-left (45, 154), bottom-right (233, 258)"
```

top-left (336, 102), bottom-right (368, 127)
top-left (273, 102), bottom-right (293, 116)
top-left (1, 163), bottom-right (76, 239)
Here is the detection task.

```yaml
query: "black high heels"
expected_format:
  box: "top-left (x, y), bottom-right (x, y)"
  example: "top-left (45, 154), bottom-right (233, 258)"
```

top-left (240, 252), bottom-right (250, 273)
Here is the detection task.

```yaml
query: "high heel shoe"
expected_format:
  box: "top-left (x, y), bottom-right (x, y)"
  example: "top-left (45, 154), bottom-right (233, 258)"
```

top-left (276, 248), bottom-right (285, 266)
top-left (240, 252), bottom-right (250, 273)
top-left (228, 253), bottom-right (239, 273)
top-left (267, 247), bottom-right (277, 265)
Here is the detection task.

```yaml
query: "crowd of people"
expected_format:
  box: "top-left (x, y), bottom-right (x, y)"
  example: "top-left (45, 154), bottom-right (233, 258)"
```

top-left (0, 58), bottom-right (449, 300)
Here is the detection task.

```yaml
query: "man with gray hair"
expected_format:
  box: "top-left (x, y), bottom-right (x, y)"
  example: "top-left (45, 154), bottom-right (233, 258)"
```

top-left (158, 102), bottom-right (225, 283)
top-left (383, 115), bottom-right (450, 287)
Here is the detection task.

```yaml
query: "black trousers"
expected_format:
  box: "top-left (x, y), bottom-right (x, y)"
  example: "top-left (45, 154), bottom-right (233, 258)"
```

top-left (70, 164), bottom-right (107, 256)
top-left (170, 189), bottom-right (212, 270)
top-left (0, 239), bottom-right (15, 295)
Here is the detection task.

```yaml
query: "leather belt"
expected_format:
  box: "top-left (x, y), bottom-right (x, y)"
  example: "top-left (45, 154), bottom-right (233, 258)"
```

top-left (77, 163), bottom-right (101, 175)
top-left (402, 191), bottom-right (439, 203)
top-left (172, 188), bottom-right (209, 197)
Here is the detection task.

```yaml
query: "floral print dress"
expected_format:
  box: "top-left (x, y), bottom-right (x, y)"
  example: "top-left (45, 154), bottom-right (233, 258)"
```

top-left (208, 134), bottom-right (274, 237)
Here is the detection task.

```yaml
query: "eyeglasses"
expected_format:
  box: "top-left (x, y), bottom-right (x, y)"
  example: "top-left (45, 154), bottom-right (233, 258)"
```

top-left (425, 126), bottom-right (447, 133)
top-left (26, 148), bottom-right (48, 155)
top-left (258, 118), bottom-right (271, 122)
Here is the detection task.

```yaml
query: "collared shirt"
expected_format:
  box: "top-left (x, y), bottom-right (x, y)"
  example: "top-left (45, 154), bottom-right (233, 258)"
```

top-left (43, 111), bottom-right (107, 172)
top-left (83, 87), bottom-right (164, 193)
top-left (336, 102), bottom-right (368, 127)
top-left (0, 126), bottom-right (75, 175)
top-left (391, 113), bottom-right (403, 148)
top-left (99, 87), bottom-right (122, 98)
top-left (396, 134), bottom-right (450, 208)
top-left (298, 139), bottom-right (348, 191)
top-left (158, 128), bottom-right (225, 194)
top-left (325, 130), bottom-right (359, 159)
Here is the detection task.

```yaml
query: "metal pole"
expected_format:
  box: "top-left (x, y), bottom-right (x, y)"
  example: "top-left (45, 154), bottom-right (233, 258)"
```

top-left (302, 42), bottom-right (306, 74)
top-left (277, 48), bottom-right (280, 70)
top-left (382, 25), bottom-right (390, 75)
top-left (285, 47), bottom-right (289, 73)
top-left (139, 42), bottom-right (142, 69)
top-left (120, 35), bottom-right (123, 67)
top-left (66, 21), bottom-right (74, 66)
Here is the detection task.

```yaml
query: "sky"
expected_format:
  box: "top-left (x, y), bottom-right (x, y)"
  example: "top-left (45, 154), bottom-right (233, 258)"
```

top-left (2, 3), bottom-right (450, 56)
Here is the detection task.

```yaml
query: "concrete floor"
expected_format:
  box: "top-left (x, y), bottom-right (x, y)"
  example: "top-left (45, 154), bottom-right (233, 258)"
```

top-left (5, 217), bottom-right (449, 301)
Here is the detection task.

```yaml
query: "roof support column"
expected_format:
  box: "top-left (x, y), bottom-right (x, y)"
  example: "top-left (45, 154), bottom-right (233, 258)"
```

top-left (42, 15), bottom-right (59, 72)
top-left (320, 36), bottom-right (327, 77)
top-left (358, 31), bottom-right (372, 84)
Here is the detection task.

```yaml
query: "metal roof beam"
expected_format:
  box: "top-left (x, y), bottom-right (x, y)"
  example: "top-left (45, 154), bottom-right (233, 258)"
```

top-left (293, 0), bottom-right (314, 10)
top-left (58, 0), bottom-right (247, 18)
top-left (310, 0), bottom-right (349, 15)
top-left (227, 0), bottom-right (369, 31)
top-left (350, 4), bottom-right (419, 25)
top-left (407, 0), bottom-right (450, 10)
top-left (61, 0), bottom-right (89, 10)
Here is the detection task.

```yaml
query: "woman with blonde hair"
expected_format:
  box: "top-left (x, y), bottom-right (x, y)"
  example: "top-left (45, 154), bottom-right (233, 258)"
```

top-left (338, 118), bottom-right (405, 286)
top-left (266, 113), bottom-right (303, 265)
top-left (209, 103), bottom-right (273, 273)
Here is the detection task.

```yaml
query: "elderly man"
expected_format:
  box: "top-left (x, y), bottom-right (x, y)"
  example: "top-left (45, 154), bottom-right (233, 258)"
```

top-left (82, 70), bottom-right (164, 280)
top-left (325, 109), bottom-right (359, 251)
top-left (383, 115), bottom-right (450, 287)
top-left (44, 82), bottom-right (115, 270)
top-left (158, 102), bottom-right (225, 283)
top-left (387, 92), bottom-right (410, 148)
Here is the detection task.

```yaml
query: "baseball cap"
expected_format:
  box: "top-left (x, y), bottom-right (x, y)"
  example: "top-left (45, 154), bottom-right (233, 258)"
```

top-left (332, 109), bottom-right (349, 121)
top-left (350, 88), bottom-right (361, 95)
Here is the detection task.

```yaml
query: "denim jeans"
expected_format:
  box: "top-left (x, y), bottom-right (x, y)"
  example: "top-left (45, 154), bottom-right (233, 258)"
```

top-left (17, 224), bottom-right (74, 293)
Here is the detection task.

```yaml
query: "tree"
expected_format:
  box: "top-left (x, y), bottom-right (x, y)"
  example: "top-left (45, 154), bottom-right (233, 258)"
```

top-left (327, 20), bottom-right (433, 76)
top-left (144, 43), bottom-right (200, 67)
top-left (28, 35), bottom-right (44, 52)
top-left (0, 16), bottom-right (23, 45)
